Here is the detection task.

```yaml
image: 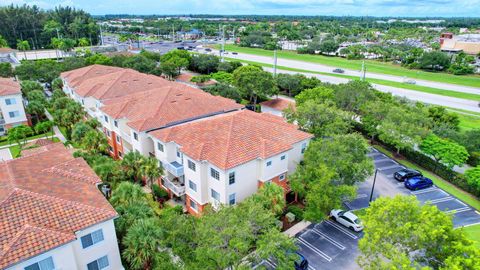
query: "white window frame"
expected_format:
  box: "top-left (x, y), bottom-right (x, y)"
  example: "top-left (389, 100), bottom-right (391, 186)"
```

top-left (189, 180), bottom-right (197, 192)
top-left (87, 255), bottom-right (109, 270)
top-left (228, 171), bottom-right (235, 185)
top-left (104, 115), bottom-right (109, 123)
top-left (133, 132), bottom-right (138, 141)
top-left (210, 168), bottom-right (220, 181)
top-left (188, 160), bottom-right (196, 171)
top-left (8, 111), bottom-right (19, 118)
top-left (229, 193), bottom-right (236, 205)
top-left (81, 229), bottom-right (104, 249)
top-left (281, 155), bottom-right (286, 160)
top-left (266, 160), bottom-right (272, 167)
top-left (5, 98), bottom-right (16, 105)
top-left (24, 256), bottom-right (55, 270)
top-left (211, 189), bottom-right (220, 201)
top-left (157, 142), bottom-right (164, 152)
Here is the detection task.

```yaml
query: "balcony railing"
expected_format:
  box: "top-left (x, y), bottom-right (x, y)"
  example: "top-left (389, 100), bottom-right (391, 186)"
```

top-left (163, 177), bottom-right (186, 196)
top-left (0, 118), bottom-right (5, 125)
top-left (162, 161), bottom-right (184, 177)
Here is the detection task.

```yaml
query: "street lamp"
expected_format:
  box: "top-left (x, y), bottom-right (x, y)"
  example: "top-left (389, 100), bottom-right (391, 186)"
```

top-left (369, 168), bottom-right (378, 203)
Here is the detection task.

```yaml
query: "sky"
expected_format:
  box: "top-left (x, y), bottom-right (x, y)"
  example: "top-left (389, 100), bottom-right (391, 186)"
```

top-left (1, 0), bottom-right (480, 17)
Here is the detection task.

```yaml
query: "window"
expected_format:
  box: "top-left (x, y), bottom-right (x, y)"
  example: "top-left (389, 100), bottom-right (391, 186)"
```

top-left (8, 111), bottom-right (19, 118)
top-left (157, 142), bottom-right (164, 152)
top-left (210, 168), bottom-right (219, 180)
top-left (229, 193), bottom-right (236, 205)
top-left (176, 148), bottom-right (182, 158)
top-left (5, 98), bottom-right (16, 105)
top-left (188, 160), bottom-right (196, 171)
top-left (228, 172), bottom-right (235, 185)
top-left (106, 130), bottom-right (111, 137)
top-left (108, 146), bottom-right (113, 152)
top-left (116, 135), bottom-right (121, 143)
top-left (279, 174), bottom-right (286, 181)
top-left (266, 161), bottom-right (272, 167)
top-left (133, 132), bottom-right (138, 141)
top-left (190, 200), bottom-right (198, 211)
top-left (81, 99), bottom-right (85, 105)
top-left (281, 155), bottom-right (286, 160)
top-left (189, 180), bottom-right (197, 192)
top-left (118, 151), bottom-right (123, 158)
top-left (301, 142), bottom-right (307, 154)
top-left (104, 115), bottom-right (109, 123)
top-left (24, 257), bottom-right (55, 270)
top-left (87, 255), bottom-right (109, 270)
top-left (211, 189), bottom-right (220, 201)
top-left (114, 120), bottom-right (118, 127)
top-left (81, 229), bottom-right (104, 249)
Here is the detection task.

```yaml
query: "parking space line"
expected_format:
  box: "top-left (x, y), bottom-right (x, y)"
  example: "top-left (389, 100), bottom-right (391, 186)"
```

top-left (308, 265), bottom-right (317, 270)
top-left (411, 187), bottom-right (437, 195)
top-left (266, 259), bottom-right (277, 268)
top-left (446, 207), bottom-right (471, 213)
top-left (297, 237), bottom-right (332, 262)
top-left (311, 228), bottom-right (346, 250)
top-left (455, 199), bottom-right (467, 207)
top-left (324, 220), bottom-right (358, 239)
top-left (356, 193), bottom-right (368, 199)
top-left (428, 197), bottom-right (454, 204)
top-left (378, 164), bottom-right (401, 171)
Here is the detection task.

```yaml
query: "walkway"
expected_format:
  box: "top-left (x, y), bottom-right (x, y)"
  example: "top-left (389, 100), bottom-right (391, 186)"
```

top-left (45, 110), bottom-right (67, 143)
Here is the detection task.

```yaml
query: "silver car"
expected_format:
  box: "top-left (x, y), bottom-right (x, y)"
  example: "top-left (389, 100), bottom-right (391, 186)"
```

top-left (329, 209), bottom-right (364, 232)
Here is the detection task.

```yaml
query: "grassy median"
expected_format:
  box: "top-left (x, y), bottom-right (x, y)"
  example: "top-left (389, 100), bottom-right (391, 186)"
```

top-left (219, 44), bottom-right (480, 88)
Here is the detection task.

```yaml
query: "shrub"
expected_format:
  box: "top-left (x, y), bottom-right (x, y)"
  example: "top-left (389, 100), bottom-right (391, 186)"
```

top-left (152, 184), bottom-right (169, 200)
top-left (286, 205), bottom-right (304, 220)
top-left (190, 75), bottom-right (211, 83)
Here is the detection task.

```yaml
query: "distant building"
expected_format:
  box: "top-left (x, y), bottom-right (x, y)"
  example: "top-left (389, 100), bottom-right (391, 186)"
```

top-left (0, 143), bottom-right (123, 270)
top-left (0, 78), bottom-right (28, 135)
top-left (0, 48), bottom-right (20, 65)
top-left (440, 33), bottom-right (480, 55)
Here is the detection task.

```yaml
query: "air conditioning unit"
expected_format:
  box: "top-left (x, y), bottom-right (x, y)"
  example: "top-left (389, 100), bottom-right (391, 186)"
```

top-left (211, 200), bottom-right (221, 211)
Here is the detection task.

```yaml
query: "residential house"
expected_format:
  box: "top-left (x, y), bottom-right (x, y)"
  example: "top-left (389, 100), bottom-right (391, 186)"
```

top-left (0, 143), bottom-right (123, 270)
top-left (0, 78), bottom-right (28, 135)
top-left (260, 97), bottom-right (296, 118)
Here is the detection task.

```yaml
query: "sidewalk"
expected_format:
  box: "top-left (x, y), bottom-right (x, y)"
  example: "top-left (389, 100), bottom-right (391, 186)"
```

top-left (283, 221), bottom-right (311, 237)
top-left (45, 109), bottom-right (67, 143)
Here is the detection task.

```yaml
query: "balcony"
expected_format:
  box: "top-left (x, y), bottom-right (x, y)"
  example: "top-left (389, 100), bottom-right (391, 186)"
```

top-left (0, 118), bottom-right (5, 125)
top-left (162, 161), bottom-right (184, 177)
top-left (163, 177), bottom-right (186, 196)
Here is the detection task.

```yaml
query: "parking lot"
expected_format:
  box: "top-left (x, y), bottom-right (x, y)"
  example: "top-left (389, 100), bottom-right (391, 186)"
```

top-left (360, 148), bottom-right (480, 228)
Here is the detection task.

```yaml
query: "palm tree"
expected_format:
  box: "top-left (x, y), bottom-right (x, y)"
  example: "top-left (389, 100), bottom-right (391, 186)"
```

top-left (81, 130), bottom-right (108, 154)
top-left (115, 201), bottom-right (154, 238)
top-left (110, 182), bottom-right (146, 208)
top-left (252, 183), bottom-right (286, 216)
top-left (16, 40), bottom-right (30, 60)
top-left (121, 151), bottom-right (147, 184)
top-left (122, 218), bottom-right (164, 270)
top-left (142, 156), bottom-right (163, 188)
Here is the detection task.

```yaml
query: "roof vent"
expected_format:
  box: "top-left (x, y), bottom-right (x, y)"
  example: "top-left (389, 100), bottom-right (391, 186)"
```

top-left (171, 100), bottom-right (177, 103)
top-left (133, 79), bottom-right (139, 82)
top-left (176, 93), bottom-right (183, 96)
top-left (185, 98), bottom-right (191, 100)
top-left (121, 80), bottom-right (127, 83)
top-left (147, 82), bottom-right (153, 85)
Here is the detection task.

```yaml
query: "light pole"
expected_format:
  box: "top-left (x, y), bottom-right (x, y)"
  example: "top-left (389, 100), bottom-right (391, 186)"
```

top-left (369, 169), bottom-right (378, 203)
top-left (273, 48), bottom-right (278, 77)
top-left (221, 25), bottom-right (226, 62)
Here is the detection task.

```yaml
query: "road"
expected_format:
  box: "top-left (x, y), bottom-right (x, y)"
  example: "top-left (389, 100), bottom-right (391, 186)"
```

top-left (261, 67), bottom-right (480, 113)
top-left (216, 49), bottom-right (480, 95)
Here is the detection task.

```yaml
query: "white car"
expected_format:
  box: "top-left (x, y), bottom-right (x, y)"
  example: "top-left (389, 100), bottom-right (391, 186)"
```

top-left (329, 209), bottom-right (364, 232)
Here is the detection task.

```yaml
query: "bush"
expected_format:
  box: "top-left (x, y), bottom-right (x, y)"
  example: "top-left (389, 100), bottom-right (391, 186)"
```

top-left (190, 75), bottom-right (211, 83)
top-left (152, 184), bottom-right (169, 200)
top-left (286, 205), bottom-right (304, 220)
top-left (468, 152), bottom-right (480, 167)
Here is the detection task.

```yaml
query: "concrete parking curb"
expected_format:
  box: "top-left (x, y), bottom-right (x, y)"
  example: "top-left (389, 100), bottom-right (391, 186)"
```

top-left (284, 221), bottom-right (311, 237)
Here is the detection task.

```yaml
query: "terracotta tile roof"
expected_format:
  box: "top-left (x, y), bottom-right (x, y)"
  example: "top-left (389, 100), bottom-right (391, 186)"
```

top-left (150, 110), bottom-right (313, 170)
top-left (0, 143), bottom-right (117, 269)
top-left (260, 98), bottom-right (296, 111)
top-left (101, 84), bottom-right (244, 132)
top-left (176, 73), bottom-right (193, 83)
top-left (0, 48), bottom-right (16, 54)
top-left (0, 78), bottom-right (21, 96)
top-left (441, 39), bottom-right (480, 54)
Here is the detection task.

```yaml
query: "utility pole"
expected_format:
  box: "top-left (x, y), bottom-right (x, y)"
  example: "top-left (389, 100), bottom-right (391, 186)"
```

top-left (369, 169), bottom-right (378, 203)
top-left (221, 25), bottom-right (225, 62)
top-left (360, 60), bottom-right (366, 81)
top-left (99, 25), bottom-right (104, 46)
top-left (172, 25), bottom-right (175, 42)
top-left (273, 48), bottom-right (278, 77)
top-left (56, 28), bottom-right (60, 39)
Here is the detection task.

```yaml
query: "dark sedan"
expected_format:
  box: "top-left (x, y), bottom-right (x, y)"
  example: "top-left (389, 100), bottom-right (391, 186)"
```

top-left (394, 168), bottom-right (422, 182)
top-left (404, 176), bottom-right (433, 191)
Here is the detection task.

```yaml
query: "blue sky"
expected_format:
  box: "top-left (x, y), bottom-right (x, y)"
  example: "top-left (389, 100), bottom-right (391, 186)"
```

top-left (2, 0), bottom-right (480, 17)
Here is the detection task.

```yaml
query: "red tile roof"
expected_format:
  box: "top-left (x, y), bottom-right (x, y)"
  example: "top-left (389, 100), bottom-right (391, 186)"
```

top-left (101, 83), bottom-right (244, 132)
top-left (0, 78), bottom-right (21, 96)
top-left (150, 110), bottom-right (313, 170)
top-left (260, 98), bottom-right (295, 111)
top-left (0, 143), bottom-right (117, 269)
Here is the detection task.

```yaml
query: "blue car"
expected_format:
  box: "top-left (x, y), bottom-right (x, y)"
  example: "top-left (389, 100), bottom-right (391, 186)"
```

top-left (404, 176), bottom-right (433, 190)
top-left (294, 252), bottom-right (309, 270)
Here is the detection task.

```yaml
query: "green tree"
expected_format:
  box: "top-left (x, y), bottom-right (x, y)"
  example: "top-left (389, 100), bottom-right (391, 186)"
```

top-left (26, 100), bottom-right (46, 122)
top-left (0, 63), bottom-right (13, 77)
top-left (110, 181), bottom-right (146, 208)
top-left (465, 166), bottom-right (480, 193)
top-left (85, 53), bottom-right (113, 65)
top-left (358, 195), bottom-right (480, 270)
top-left (16, 39), bottom-right (30, 60)
top-left (360, 99), bottom-right (390, 141)
top-left (20, 80), bottom-right (43, 95)
top-left (276, 73), bottom-right (303, 97)
top-left (79, 129), bottom-right (108, 154)
top-left (419, 51), bottom-right (451, 71)
top-left (51, 97), bottom-right (84, 139)
top-left (202, 83), bottom-right (243, 103)
top-left (294, 86), bottom-right (335, 106)
top-left (121, 151), bottom-right (149, 184)
top-left (115, 201), bottom-right (155, 239)
top-left (256, 228), bottom-right (299, 270)
top-left (233, 65), bottom-right (278, 110)
top-left (7, 125), bottom-right (33, 149)
top-left (77, 37), bottom-right (90, 47)
top-left (0, 35), bottom-right (8, 47)
top-left (249, 182), bottom-right (285, 215)
top-left (142, 156), bottom-right (163, 188)
top-left (51, 77), bottom-right (64, 91)
top-left (189, 54), bottom-right (220, 74)
top-left (334, 80), bottom-right (377, 115)
top-left (420, 134), bottom-right (469, 170)
top-left (286, 100), bottom-right (351, 138)
top-left (427, 106), bottom-right (460, 131)
top-left (319, 39), bottom-right (339, 54)
top-left (305, 134), bottom-right (374, 185)
top-left (34, 120), bottom-right (53, 139)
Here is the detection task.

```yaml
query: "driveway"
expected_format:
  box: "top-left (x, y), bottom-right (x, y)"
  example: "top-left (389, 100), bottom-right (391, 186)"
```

top-left (0, 148), bottom-right (12, 161)
top-left (347, 148), bottom-right (480, 228)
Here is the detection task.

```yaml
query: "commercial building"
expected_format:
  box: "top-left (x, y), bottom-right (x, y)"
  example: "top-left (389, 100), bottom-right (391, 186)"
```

top-left (0, 78), bottom-right (28, 135)
top-left (0, 143), bottom-right (123, 270)
top-left (440, 33), bottom-right (480, 55)
top-left (61, 65), bottom-right (312, 213)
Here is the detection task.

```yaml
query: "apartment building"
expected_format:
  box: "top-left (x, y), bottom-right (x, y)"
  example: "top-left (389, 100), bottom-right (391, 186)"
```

top-left (0, 78), bottom-right (28, 135)
top-left (0, 143), bottom-right (123, 270)
top-left (149, 110), bottom-right (313, 215)
top-left (61, 65), bottom-right (312, 213)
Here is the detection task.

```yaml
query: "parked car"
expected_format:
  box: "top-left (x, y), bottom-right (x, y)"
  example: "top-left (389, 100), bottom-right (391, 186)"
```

top-left (232, 52), bottom-right (238, 55)
top-left (294, 252), bottom-right (309, 270)
top-left (394, 168), bottom-right (422, 182)
top-left (333, 68), bottom-right (345, 73)
top-left (329, 209), bottom-right (364, 232)
top-left (205, 48), bottom-right (212, 52)
top-left (404, 176), bottom-right (433, 191)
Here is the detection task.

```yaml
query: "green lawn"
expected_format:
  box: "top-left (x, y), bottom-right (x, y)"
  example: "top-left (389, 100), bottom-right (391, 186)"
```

top-left (220, 44), bottom-right (480, 88)
top-left (8, 137), bottom-right (60, 158)
top-left (457, 113), bottom-right (480, 131)
top-left (373, 144), bottom-right (480, 212)
top-left (0, 131), bottom-right (54, 147)
top-left (463, 224), bottom-right (480, 249)
top-left (224, 56), bottom-right (480, 101)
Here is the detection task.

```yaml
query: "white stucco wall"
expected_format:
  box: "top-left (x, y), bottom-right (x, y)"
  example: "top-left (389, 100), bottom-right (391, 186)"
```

top-left (0, 94), bottom-right (27, 125)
